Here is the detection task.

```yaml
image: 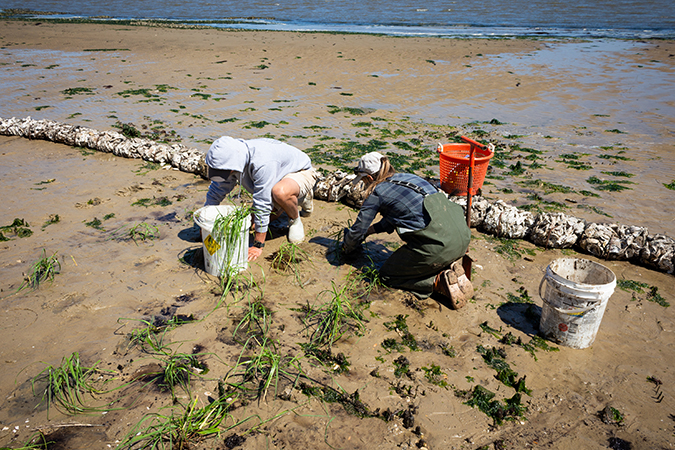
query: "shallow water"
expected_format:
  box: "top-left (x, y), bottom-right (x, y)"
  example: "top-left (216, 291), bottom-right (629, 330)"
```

top-left (3, 0), bottom-right (675, 38)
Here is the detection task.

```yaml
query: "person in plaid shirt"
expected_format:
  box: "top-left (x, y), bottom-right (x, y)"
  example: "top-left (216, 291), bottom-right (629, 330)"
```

top-left (342, 152), bottom-right (473, 309)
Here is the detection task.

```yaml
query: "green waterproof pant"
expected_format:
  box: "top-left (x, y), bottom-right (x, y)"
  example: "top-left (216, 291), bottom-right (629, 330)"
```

top-left (379, 193), bottom-right (471, 298)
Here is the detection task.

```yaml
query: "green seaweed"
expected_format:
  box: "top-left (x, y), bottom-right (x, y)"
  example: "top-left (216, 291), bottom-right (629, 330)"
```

top-left (586, 176), bottom-right (634, 191)
top-left (504, 161), bottom-right (526, 176)
top-left (299, 382), bottom-right (375, 418)
top-left (422, 364), bottom-right (449, 389)
top-left (646, 286), bottom-right (669, 307)
top-left (244, 120), bottom-right (271, 129)
top-left (457, 385), bottom-right (527, 426)
top-left (41, 214), bottom-right (60, 230)
top-left (300, 343), bottom-right (351, 374)
top-left (600, 406), bottom-right (625, 425)
top-left (84, 217), bottom-right (103, 229)
top-left (518, 179), bottom-right (575, 194)
top-left (597, 154), bottom-right (633, 161)
top-left (485, 236), bottom-right (535, 261)
top-left (61, 87), bottom-right (94, 95)
top-left (601, 171), bottom-right (635, 178)
top-left (132, 196), bottom-right (172, 207)
top-left (505, 286), bottom-right (534, 304)
top-left (381, 338), bottom-right (405, 353)
top-left (393, 355), bottom-right (411, 378)
top-left (0, 218), bottom-right (32, 239)
top-left (383, 315), bottom-right (419, 351)
top-left (327, 105), bottom-right (375, 115)
top-left (577, 204), bottom-right (613, 218)
top-left (617, 279), bottom-right (650, 293)
top-left (579, 189), bottom-right (601, 198)
top-left (116, 88), bottom-right (159, 98)
top-left (479, 322), bottom-right (502, 339)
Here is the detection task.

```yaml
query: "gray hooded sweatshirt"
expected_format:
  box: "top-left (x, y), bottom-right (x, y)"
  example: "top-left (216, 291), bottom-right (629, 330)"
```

top-left (205, 137), bottom-right (312, 233)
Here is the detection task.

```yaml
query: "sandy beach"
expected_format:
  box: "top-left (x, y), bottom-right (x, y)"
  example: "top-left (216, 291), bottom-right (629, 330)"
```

top-left (1, 21), bottom-right (674, 450)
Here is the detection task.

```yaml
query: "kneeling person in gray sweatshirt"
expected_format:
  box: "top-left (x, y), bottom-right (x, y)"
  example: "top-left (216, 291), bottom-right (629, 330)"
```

top-left (205, 136), bottom-right (317, 261)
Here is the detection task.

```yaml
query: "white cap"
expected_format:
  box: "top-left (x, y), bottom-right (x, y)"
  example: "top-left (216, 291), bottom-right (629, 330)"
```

top-left (353, 151), bottom-right (384, 183)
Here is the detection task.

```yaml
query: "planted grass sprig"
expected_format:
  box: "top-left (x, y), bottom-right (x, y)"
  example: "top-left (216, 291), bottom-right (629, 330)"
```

top-left (110, 222), bottom-right (160, 244)
top-left (122, 315), bottom-right (195, 355)
top-left (226, 338), bottom-right (303, 402)
top-left (346, 262), bottom-right (386, 301)
top-left (31, 352), bottom-right (115, 417)
top-left (327, 226), bottom-right (346, 261)
top-left (117, 392), bottom-right (246, 450)
top-left (2, 432), bottom-right (53, 450)
top-left (158, 352), bottom-right (209, 396)
top-left (233, 295), bottom-right (273, 343)
top-left (303, 281), bottom-right (365, 348)
top-left (266, 242), bottom-right (310, 284)
top-left (18, 249), bottom-right (61, 293)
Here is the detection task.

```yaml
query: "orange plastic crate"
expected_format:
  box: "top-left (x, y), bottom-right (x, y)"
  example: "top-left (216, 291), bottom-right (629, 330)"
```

top-left (439, 143), bottom-right (493, 196)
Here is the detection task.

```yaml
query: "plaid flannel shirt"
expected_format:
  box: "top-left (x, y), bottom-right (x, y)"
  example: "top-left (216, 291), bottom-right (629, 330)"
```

top-left (343, 173), bottom-right (438, 253)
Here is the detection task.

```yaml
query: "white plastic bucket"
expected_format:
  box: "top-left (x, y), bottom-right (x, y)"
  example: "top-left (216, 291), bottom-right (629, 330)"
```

top-left (538, 258), bottom-right (616, 349)
top-left (193, 205), bottom-right (250, 276)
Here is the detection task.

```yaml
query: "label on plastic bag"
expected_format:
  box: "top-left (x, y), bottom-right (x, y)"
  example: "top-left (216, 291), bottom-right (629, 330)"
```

top-left (203, 234), bottom-right (220, 256)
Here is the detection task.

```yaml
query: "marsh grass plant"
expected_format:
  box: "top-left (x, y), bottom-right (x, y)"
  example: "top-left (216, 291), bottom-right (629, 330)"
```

top-left (110, 222), bottom-right (160, 244)
top-left (30, 352), bottom-right (116, 417)
top-left (267, 242), bottom-right (310, 284)
top-left (233, 295), bottom-right (273, 344)
top-left (226, 338), bottom-right (304, 402)
top-left (123, 316), bottom-right (196, 355)
top-left (301, 281), bottom-right (366, 348)
top-left (157, 352), bottom-right (209, 396)
top-left (211, 269), bottom-right (264, 316)
top-left (1, 432), bottom-right (53, 450)
top-left (347, 262), bottom-right (386, 301)
top-left (18, 250), bottom-right (61, 293)
top-left (116, 393), bottom-right (249, 450)
top-left (323, 225), bottom-right (349, 263)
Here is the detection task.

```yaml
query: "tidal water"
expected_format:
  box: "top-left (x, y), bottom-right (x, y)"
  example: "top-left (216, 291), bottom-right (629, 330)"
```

top-left (1, 0), bottom-right (674, 39)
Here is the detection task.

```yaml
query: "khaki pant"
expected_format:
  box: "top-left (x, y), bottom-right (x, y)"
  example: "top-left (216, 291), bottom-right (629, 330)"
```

top-left (272, 168), bottom-right (318, 213)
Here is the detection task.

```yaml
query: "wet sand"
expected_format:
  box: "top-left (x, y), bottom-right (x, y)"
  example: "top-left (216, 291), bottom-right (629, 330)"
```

top-left (1, 21), bottom-right (674, 450)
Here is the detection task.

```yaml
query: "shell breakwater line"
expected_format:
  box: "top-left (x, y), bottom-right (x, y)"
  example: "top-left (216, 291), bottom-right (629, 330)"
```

top-left (0, 116), bottom-right (208, 177)
top-left (2, 116), bottom-right (674, 275)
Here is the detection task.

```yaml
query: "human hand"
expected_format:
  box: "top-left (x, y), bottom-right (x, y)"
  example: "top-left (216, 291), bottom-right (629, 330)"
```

top-left (248, 246), bottom-right (263, 261)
